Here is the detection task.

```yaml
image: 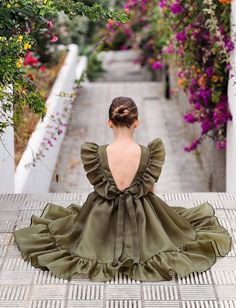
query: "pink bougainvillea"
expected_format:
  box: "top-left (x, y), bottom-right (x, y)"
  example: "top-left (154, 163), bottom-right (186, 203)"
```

top-left (159, 0), bottom-right (233, 152)
top-left (98, 0), bottom-right (233, 152)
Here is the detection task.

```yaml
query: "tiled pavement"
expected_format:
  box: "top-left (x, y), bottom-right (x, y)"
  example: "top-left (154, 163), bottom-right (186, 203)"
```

top-left (0, 193), bottom-right (236, 308)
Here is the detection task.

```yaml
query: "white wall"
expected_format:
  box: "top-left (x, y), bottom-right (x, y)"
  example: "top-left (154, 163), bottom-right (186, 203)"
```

top-left (15, 44), bottom-right (87, 193)
top-left (0, 84), bottom-right (15, 193)
top-left (227, 2), bottom-right (236, 193)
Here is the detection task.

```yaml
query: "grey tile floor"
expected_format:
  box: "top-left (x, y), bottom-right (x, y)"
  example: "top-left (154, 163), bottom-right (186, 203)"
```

top-left (0, 192), bottom-right (235, 308)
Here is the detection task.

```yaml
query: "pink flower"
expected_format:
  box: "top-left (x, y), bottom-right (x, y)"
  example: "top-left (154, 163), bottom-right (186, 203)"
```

top-left (50, 35), bottom-right (58, 43)
top-left (57, 129), bottom-right (63, 135)
top-left (170, 2), bottom-right (184, 14)
top-left (176, 31), bottom-right (187, 42)
top-left (216, 140), bottom-right (226, 150)
top-left (227, 63), bottom-right (231, 71)
top-left (39, 65), bottom-right (47, 72)
top-left (159, 0), bottom-right (167, 8)
top-left (151, 61), bottom-right (163, 70)
top-left (213, 96), bottom-right (232, 128)
top-left (47, 140), bottom-right (53, 147)
top-left (200, 118), bottom-right (213, 134)
top-left (183, 112), bottom-right (197, 123)
top-left (23, 51), bottom-right (39, 67)
top-left (47, 21), bottom-right (53, 28)
top-left (184, 138), bottom-right (201, 152)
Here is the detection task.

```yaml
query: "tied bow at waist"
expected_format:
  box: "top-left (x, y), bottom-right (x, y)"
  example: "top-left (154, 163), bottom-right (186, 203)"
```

top-left (111, 190), bottom-right (140, 267)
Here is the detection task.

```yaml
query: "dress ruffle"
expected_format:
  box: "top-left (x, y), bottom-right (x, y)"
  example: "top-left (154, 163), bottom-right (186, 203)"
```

top-left (146, 137), bottom-right (166, 183)
top-left (13, 201), bottom-right (232, 282)
top-left (80, 141), bottom-right (109, 199)
top-left (80, 138), bottom-right (166, 198)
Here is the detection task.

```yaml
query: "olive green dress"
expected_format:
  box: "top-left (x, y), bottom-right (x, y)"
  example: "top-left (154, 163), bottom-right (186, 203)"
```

top-left (13, 137), bottom-right (232, 282)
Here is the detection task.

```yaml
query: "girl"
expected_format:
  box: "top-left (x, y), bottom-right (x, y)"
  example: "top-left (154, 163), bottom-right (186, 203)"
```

top-left (13, 96), bottom-right (232, 282)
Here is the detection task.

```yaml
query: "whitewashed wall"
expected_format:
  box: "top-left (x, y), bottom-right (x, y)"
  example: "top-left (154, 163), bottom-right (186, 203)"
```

top-left (227, 2), bottom-right (236, 193)
top-left (15, 44), bottom-right (87, 193)
top-left (0, 84), bottom-right (15, 193)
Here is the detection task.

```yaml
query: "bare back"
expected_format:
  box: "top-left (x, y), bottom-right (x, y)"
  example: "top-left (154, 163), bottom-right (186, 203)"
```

top-left (106, 142), bottom-right (141, 191)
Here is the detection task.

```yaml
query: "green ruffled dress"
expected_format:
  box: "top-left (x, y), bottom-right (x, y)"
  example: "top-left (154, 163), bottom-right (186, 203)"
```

top-left (13, 137), bottom-right (232, 282)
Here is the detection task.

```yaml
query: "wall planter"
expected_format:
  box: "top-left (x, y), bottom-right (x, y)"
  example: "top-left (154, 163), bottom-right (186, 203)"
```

top-left (15, 44), bottom-right (87, 193)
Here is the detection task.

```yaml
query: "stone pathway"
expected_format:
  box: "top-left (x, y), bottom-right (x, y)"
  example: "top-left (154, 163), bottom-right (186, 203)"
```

top-left (0, 192), bottom-right (235, 307)
top-left (50, 81), bottom-right (208, 193)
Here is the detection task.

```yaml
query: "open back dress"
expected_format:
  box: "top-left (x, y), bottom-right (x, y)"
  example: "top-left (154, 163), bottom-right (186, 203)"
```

top-left (13, 137), bottom-right (232, 282)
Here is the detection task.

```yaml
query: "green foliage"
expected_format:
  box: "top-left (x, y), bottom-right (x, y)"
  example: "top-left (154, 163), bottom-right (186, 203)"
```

top-left (83, 46), bottom-right (106, 81)
top-left (53, 0), bottom-right (129, 22)
top-left (53, 13), bottom-right (89, 48)
top-left (0, 0), bottom-right (129, 136)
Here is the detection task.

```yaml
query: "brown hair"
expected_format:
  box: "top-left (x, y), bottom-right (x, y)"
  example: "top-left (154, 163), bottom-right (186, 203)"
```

top-left (108, 96), bottom-right (138, 128)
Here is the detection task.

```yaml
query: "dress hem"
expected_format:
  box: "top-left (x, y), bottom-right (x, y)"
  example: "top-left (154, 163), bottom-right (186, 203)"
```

top-left (13, 201), bottom-right (232, 282)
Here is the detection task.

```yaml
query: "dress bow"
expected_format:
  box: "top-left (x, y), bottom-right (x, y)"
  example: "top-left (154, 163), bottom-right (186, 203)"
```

top-left (112, 189), bottom-right (140, 267)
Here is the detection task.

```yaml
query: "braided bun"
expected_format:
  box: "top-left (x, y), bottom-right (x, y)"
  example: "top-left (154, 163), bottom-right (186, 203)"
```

top-left (112, 105), bottom-right (131, 119)
top-left (108, 96), bottom-right (138, 128)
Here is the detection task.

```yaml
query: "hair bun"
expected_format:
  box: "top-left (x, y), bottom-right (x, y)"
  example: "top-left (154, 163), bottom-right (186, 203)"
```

top-left (112, 105), bottom-right (131, 119)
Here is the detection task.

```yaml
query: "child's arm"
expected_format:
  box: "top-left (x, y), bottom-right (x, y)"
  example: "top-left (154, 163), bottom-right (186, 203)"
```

top-left (149, 184), bottom-right (154, 193)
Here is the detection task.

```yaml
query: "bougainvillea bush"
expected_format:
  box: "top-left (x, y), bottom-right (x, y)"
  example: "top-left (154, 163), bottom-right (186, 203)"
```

top-left (97, 0), bottom-right (164, 73)
top-left (97, 0), bottom-right (172, 75)
top-left (98, 0), bottom-right (234, 152)
top-left (159, 0), bottom-right (233, 151)
top-left (97, 1), bottom-right (147, 51)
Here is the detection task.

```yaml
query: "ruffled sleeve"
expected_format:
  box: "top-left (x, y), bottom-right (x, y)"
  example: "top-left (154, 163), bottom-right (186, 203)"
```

top-left (146, 137), bottom-right (166, 183)
top-left (80, 142), bottom-right (101, 186)
top-left (80, 142), bottom-right (110, 198)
